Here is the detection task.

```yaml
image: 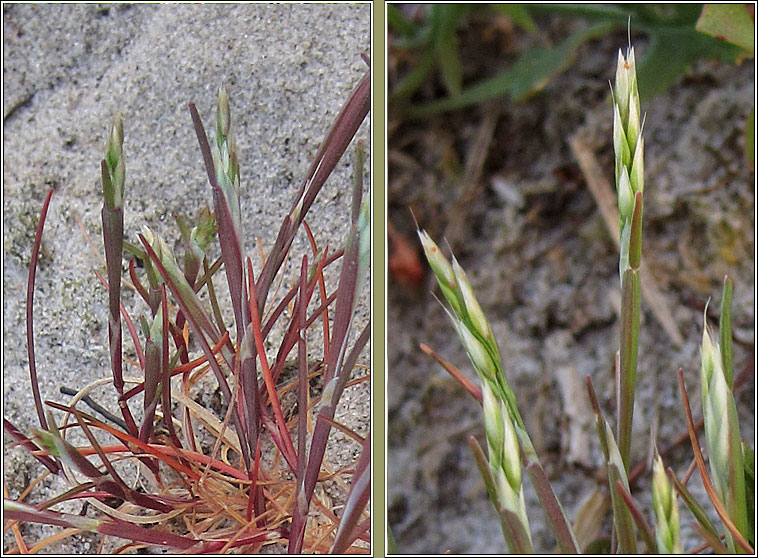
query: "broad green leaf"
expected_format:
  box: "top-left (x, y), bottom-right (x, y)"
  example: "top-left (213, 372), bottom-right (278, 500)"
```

top-left (744, 443), bottom-right (755, 545)
top-left (491, 5), bottom-right (537, 33)
top-left (696, 4), bottom-right (754, 56)
top-left (387, 4), bottom-right (416, 38)
top-left (407, 22), bottom-right (613, 118)
top-left (389, 50), bottom-right (435, 104)
top-left (745, 107), bottom-right (754, 171)
top-left (431, 5), bottom-right (466, 97)
top-left (530, 4), bottom-right (702, 26)
top-left (584, 536), bottom-right (612, 554)
top-left (637, 27), bottom-right (743, 99)
top-left (388, 522), bottom-right (398, 554)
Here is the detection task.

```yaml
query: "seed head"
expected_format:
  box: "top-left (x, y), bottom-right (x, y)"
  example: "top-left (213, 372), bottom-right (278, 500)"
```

top-left (618, 166), bottom-right (634, 222)
top-left (103, 113), bottom-right (125, 209)
top-left (456, 320), bottom-right (498, 383)
top-left (452, 257), bottom-right (491, 340)
top-left (417, 230), bottom-right (456, 289)
top-left (482, 383), bottom-right (504, 467)
top-left (652, 451), bottom-right (681, 553)
top-left (501, 402), bottom-right (521, 490)
top-left (217, 86), bottom-right (231, 142)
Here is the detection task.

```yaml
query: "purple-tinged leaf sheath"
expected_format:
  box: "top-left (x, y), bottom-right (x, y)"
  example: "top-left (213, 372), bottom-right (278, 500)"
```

top-left (289, 322), bottom-right (369, 553)
top-left (189, 105), bottom-right (252, 457)
top-left (101, 193), bottom-right (125, 393)
top-left (139, 234), bottom-right (251, 470)
top-left (4, 499), bottom-right (198, 550)
top-left (351, 140), bottom-right (365, 225)
top-left (322, 223), bottom-right (360, 388)
top-left (213, 187), bottom-right (247, 342)
top-left (525, 462), bottom-right (580, 553)
top-left (190, 97), bottom-right (246, 342)
top-left (100, 115), bottom-right (129, 428)
top-left (4, 418), bottom-right (58, 474)
top-left (331, 432), bottom-right (371, 553)
top-left (296, 256), bottom-right (309, 492)
top-left (499, 508), bottom-right (535, 554)
top-left (245, 259), bottom-right (297, 463)
top-left (70, 407), bottom-right (171, 513)
top-left (239, 322), bottom-right (261, 477)
top-left (468, 436), bottom-right (531, 552)
top-left (160, 285), bottom-right (181, 447)
top-left (616, 480), bottom-right (656, 554)
top-left (35, 418), bottom-right (104, 480)
top-left (141, 228), bottom-right (222, 343)
top-left (140, 335), bottom-right (160, 444)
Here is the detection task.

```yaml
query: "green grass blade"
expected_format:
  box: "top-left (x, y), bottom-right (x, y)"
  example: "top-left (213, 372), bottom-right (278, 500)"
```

top-left (491, 5), bottom-right (537, 33)
top-left (696, 4), bottom-right (755, 56)
top-left (389, 50), bottom-right (435, 104)
top-left (431, 4), bottom-right (464, 97)
top-left (615, 479), bottom-right (656, 554)
top-left (331, 432), bottom-right (370, 553)
top-left (666, 466), bottom-right (721, 541)
top-left (405, 22), bottom-right (613, 118)
top-left (719, 275), bottom-right (734, 388)
top-left (387, 4), bottom-right (415, 37)
top-left (524, 458), bottom-right (580, 553)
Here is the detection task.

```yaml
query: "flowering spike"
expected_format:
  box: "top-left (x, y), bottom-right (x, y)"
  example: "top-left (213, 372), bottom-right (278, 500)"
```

top-left (618, 166), bottom-right (634, 222)
top-left (103, 113), bottom-right (125, 210)
top-left (614, 50), bottom-right (630, 122)
top-left (482, 383), bottom-right (504, 468)
top-left (630, 136), bottom-right (644, 195)
top-left (216, 87), bottom-right (231, 144)
top-left (417, 230), bottom-right (456, 288)
top-left (652, 451), bottom-right (682, 553)
top-left (613, 103), bottom-right (630, 175)
top-left (452, 257), bottom-right (491, 340)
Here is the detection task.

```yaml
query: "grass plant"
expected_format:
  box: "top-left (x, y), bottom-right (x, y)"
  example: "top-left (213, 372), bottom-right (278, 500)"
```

top-left (416, 42), bottom-right (753, 554)
top-left (4, 63), bottom-right (370, 554)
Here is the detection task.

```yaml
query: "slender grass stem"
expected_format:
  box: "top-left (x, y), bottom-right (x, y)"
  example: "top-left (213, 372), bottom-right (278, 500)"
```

top-left (613, 46), bottom-right (644, 474)
top-left (26, 188), bottom-right (55, 434)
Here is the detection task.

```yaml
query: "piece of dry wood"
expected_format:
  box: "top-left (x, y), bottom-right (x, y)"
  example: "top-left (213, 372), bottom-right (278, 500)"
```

top-left (569, 133), bottom-right (684, 347)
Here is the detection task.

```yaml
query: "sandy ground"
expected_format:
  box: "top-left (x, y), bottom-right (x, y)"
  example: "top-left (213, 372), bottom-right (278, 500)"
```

top-left (387, 13), bottom-right (754, 554)
top-left (3, 3), bottom-right (370, 553)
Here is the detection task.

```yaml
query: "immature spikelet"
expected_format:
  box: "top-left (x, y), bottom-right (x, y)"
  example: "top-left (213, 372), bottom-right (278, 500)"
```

top-left (700, 311), bottom-right (748, 552)
top-left (103, 113), bottom-right (125, 209)
top-left (212, 86), bottom-right (242, 230)
top-left (612, 46), bottom-right (644, 277)
top-left (652, 451), bottom-right (682, 554)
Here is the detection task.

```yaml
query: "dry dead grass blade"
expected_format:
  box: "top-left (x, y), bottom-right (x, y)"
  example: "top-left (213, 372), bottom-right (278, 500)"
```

top-left (443, 105), bottom-right (500, 250)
